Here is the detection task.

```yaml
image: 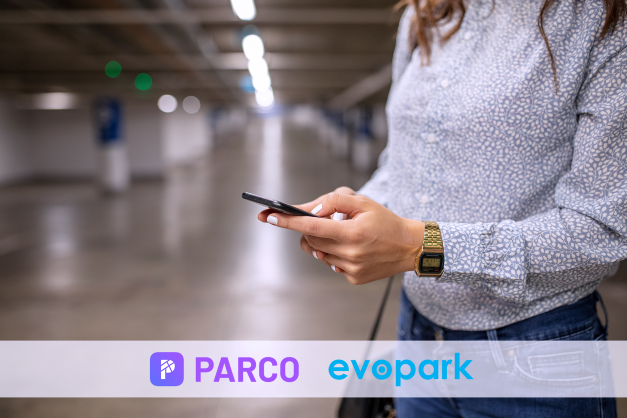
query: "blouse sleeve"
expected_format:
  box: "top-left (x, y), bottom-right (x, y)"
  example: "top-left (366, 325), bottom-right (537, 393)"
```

top-left (436, 37), bottom-right (627, 304)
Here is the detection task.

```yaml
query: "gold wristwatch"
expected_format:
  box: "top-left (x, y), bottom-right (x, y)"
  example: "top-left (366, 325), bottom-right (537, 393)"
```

top-left (414, 221), bottom-right (445, 278)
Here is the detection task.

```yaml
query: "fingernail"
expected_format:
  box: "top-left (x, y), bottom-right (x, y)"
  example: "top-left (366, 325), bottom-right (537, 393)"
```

top-left (267, 215), bottom-right (278, 225)
top-left (312, 204), bottom-right (323, 215)
top-left (332, 212), bottom-right (345, 221)
top-left (331, 265), bottom-right (336, 272)
top-left (313, 251), bottom-right (318, 260)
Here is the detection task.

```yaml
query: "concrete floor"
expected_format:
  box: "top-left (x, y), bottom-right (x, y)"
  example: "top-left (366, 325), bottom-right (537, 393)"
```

top-left (0, 117), bottom-right (625, 417)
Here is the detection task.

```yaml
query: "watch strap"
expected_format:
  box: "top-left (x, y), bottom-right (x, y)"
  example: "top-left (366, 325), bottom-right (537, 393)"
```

top-left (414, 221), bottom-right (444, 277)
top-left (423, 221), bottom-right (443, 251)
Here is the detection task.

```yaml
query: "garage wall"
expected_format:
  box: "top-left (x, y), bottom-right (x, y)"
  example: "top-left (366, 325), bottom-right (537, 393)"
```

top-left (0, 95), bottom-right (32, 183)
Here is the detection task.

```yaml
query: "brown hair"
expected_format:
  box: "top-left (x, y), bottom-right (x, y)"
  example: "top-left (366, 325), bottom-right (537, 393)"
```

top-left (398, 0), bottom-right (627, 92)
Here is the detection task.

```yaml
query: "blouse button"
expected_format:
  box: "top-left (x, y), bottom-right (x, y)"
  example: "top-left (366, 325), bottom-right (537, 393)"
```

top-left (426, 133), bottom-right (438, 143)
top-left (440, 79), bottom-right (450, 89)
top-left (463, 32), bottom-right (473, 41)
top-left (419, 195), bottom-right (431, 206)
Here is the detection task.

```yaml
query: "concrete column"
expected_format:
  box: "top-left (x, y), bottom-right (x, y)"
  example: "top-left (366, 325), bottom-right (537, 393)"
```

top-left (93, 98), bottom-right (129, 193)
top-left (352, 107), bottom-right (375, 172)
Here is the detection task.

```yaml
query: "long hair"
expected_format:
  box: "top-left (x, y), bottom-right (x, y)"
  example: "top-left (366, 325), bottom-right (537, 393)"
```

top-left (397, 0), bottom-right (627, 92)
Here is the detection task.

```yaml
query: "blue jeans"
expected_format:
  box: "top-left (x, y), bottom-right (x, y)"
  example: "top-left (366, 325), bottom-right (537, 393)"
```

top-left (396, 288), bottom-right (617, 418)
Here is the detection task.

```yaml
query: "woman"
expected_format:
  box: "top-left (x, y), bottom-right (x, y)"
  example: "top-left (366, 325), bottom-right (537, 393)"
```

top-left (259, 0), bottom-right (626, 416)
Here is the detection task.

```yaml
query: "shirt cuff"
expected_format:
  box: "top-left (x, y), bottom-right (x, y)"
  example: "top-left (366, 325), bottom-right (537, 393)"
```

top-left (437, 220), bottom-right (527, 303)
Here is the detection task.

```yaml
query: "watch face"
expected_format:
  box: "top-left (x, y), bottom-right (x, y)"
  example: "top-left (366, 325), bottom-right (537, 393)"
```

top-left (419, 253), bottom-right (444, 274)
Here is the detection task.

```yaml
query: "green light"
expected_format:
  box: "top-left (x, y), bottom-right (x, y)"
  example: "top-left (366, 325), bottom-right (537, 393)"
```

top-left (135, 73), bottom-right (152, 90)
top-left (105, 61), bottom-right (121, 78)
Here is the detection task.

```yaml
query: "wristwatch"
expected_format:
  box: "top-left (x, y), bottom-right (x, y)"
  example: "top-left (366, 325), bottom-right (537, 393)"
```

top-left (414, 221), bottom-right (445, 278)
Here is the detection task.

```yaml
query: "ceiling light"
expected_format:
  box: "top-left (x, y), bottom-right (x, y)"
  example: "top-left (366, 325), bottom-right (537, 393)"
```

top-left (135, 73), bottom-right (152, 91)
top-left (182, 96), bottom-right (201, 114)
top-left (105, 61), bottom-right (122, 78)
top-left (158, 95), bottom-right (177, 113)
top-left (31, 93), bottom-right (78, 110)
top-left (255, 89), bottom-right (274, 108)
top-left (252, 74), bottom-right (271, 92)
top-left (247, 58), bottom-right (269, 79)
top-left (242, 34), bottom-right (264, 60)
top-left (230, 0), bottom-right (256, 21)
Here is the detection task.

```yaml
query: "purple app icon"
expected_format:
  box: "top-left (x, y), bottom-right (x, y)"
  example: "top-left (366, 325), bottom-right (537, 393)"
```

top-left (150, 352), bottom-right (184, 386)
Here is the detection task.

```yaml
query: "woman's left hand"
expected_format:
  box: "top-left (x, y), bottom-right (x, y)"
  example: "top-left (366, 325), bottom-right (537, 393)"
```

top-left (258, 192), bottom-right (425, 285)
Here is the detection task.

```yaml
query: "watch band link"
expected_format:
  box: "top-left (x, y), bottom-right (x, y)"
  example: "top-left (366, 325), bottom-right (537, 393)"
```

top-left (423, 221), bottom-right (443, 251)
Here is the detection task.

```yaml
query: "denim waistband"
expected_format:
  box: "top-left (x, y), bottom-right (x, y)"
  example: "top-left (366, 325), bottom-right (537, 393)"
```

top-left (400, 288), bottom-right (607, 341)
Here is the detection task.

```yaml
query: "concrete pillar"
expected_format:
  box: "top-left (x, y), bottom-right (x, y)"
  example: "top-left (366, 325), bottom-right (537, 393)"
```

top-left (93, 97), bottom-right (129, 193)
top-left (352, 107), bottom-right (375, 172)
top-left (330, 111), bottom-right (349, 159)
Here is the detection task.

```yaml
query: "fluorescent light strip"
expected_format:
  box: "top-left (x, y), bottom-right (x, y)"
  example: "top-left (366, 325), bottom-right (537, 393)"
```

top-left (252, 74), bottom-right (271, 92)
top-left (242, 34), bottom-right (264, 60)
top-left (241, 31), bottom-right (274, 107)
top-left (247, 58), bottom-right (269, 79)
top-left (230, 0), bottom-right (256, 21)
top-left (255, 89), bottom-right (274, 108)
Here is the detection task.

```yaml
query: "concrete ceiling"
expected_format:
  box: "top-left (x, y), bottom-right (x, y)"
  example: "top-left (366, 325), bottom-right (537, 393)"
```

top-left (0, 0), bottom-right (401, 106)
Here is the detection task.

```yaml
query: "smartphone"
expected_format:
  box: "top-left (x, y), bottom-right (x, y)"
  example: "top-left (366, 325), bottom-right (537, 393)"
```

top-left (242, 192), bottom-right (320, 217)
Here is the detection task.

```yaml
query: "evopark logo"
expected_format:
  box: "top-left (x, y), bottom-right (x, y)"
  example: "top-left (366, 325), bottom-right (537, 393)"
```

top-left (150, 352), bottom-right (184, 386)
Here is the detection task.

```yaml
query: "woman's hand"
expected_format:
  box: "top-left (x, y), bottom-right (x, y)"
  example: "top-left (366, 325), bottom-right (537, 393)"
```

top-left (258, 192), bottom-right (424, 285)
top-left (256, 186), bottom-right (356, 221)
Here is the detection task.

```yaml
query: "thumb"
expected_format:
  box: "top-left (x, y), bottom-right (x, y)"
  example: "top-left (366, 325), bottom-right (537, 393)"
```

top-left (314, 193), bottom-right (369, 219)
top-left (292, 194), bottom-right (327, 212)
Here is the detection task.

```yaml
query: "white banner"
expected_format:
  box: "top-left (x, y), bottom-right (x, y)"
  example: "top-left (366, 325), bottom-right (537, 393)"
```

top-left (0, 341), bottom-right (625, 398)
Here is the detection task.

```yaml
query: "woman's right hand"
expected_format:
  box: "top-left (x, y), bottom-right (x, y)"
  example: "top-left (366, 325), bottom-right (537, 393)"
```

top-left (257, 186), bottom-right (357, 265)
top-left (297, 187), bottom-right (356, 267)
top-left (296, 186), bottom-right (357, 214)
top-left (257, 186), bottom-right (356, 221)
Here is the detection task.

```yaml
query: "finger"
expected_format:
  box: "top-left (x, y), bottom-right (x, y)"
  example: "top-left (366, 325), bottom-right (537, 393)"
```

top-left (303, 235), bottom-right (342, 255)
top-left (299, 237), bottom-right (339, 272)
top-left (292, 194), bottom-right (328, 213)
top-left (331, 265), bottom-right (344, 273)
top-left (300, 235), bottom-right (326, 260)
top-left (301, 238), bottom-right (338, 273)
top-left (258, 208), bottom-right (275, 222)
top-left (342, 273), bottom-right (360, 285)
top-left (318, 253), bottom-right (334, 268)
top-left (294, 187), bottom-right (356, 214)
top-left (259, 206), bottom-right (322, 222)
top-left (320, 255), bottom-right (343, 273)
top-left (266, 213), bottom-right (345, 239)
top-left (314, 193), bottom-right (370, 219)
top-left (334, 186), bottom-right (356, 195)
top-left (324, 253), bottom-right (352, 275)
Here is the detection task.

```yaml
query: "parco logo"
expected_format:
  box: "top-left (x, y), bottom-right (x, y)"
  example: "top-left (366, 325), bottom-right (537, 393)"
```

top-left (150, 352), bottom-right (184, 386)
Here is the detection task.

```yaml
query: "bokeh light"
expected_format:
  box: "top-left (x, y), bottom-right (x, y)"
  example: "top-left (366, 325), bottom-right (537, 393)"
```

top-left (182, 96), bottom-right (201, 114)
top-left (242, 34), bottom-right (264, 60)
top-left (135, 73), bottom-right (152, 90)
top-left (105, 61), bottom-right (121, 78)
top-left (230, 0), bottom-right (256, 21)
top-left (248, 58), bottom-right (269, 79)
top-left (255, 89), bottom-right (274, 108)
top-left (252, 74), bottom-right (271, 92)
top-left (157, 95), bottom-right (177, 113)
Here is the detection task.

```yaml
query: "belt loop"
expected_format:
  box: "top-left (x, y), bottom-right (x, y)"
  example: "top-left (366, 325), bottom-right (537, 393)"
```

top-left (593, 291), bottom-right (609, 337)
top-left (487, 329), bottom-right (508, 374)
